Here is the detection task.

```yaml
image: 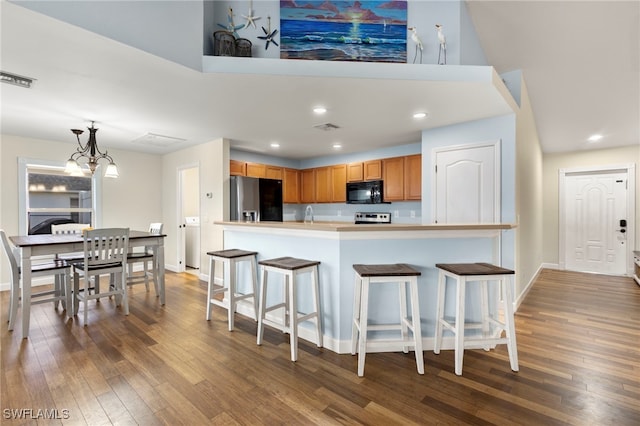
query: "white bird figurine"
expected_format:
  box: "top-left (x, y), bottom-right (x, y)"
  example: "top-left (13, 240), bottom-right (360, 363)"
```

top-left (407, 26), bottom-right (423, 64)
top-left (436, 24), bottom-right (447, 65)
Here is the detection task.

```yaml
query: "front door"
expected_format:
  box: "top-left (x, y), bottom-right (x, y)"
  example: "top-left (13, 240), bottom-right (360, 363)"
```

top-left (563, 170), bottom-right (628, 274)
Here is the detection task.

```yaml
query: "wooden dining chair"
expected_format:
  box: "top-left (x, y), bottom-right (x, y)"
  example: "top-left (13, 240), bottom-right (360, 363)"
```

top-left (125, 223), bottom-right (163, 294)
top-left (73, 228), bottom-right (130, 325)
top-left (51, 223), bottom-right (100, 296)
top-left (0, 229), bottom-right (72, 332)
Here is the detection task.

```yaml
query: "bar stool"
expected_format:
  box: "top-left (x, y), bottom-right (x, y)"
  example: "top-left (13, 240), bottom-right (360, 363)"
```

top-left (351, 263), bottom-right (424, 377)
top-left (434, 262), bottom-right (518, 375)
top-left (256, 257), bottom-right (322, 362)
top-left (206, 249), bottom-right (258, 331)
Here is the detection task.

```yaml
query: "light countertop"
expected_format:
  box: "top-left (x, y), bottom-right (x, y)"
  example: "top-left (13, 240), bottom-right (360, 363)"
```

top-left (215, 221), bottom-right (516, 232)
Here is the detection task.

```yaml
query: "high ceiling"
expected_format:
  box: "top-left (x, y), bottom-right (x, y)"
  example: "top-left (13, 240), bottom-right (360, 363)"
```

top-left (1, 1), bottom-right (638, 160)
top-left (467, 0), bottom-right (639, 154)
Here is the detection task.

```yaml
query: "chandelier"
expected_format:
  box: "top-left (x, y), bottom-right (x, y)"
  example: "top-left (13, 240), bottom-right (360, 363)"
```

top-left (64, 122), bottom-right (119, 178)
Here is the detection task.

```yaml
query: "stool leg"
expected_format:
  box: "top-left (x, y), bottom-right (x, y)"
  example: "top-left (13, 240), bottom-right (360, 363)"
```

top-left (311, 265), bottom-right (322, 348)
top-left (399, 280), bottom-right (409, 353)
top-left (502, 275), bottom-right (519, 372)
top-left (228, 259), bottom-right (236, 331)
top-left (454, 277), bottom-right (467, 375)
top-left (409, 276), bottom-right (424, 374)
top-left (250, 256), bottom-right (259, 321)
top-left (351, 273), bottom-right (362, 355)
top-left (257, 267), bottom-right (268, 345)
top-left (283, 274), bottom-right (290, 330)
top-left (434, 270), bottom-right (446, 354)
top-left (357, 278), bottom-right (370, 377)
top-left (289, 271), bottom-right (298, 362)
top-left (480, 279), bottom-right (490, 350)
top-left (206, 256), bottom-right (215, 321)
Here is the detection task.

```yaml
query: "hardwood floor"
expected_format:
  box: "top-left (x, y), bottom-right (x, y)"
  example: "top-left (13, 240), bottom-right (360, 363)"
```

top-left (1, 269), bottom-right (638, 425)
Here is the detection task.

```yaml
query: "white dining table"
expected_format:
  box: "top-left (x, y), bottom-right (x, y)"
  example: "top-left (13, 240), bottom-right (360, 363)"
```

top-left (9, 230), bottom-right (166, 338)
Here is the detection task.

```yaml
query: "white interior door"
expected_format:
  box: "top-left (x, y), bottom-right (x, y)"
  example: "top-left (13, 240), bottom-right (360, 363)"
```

top-left (433, 141), bottom-right (500, 223)
top-left (563, 170), bottom-right (628, 274)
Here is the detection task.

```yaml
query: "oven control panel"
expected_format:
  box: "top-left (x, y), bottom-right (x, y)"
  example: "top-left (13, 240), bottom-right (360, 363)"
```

top-left (355, 212), bottom-right (391, 224)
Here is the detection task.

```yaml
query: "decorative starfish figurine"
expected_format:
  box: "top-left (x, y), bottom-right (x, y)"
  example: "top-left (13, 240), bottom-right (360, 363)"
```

top-left (217, 7), bottom-right (244, 37)
top-left (242, 0), bottom-right (260, 29)
top-left (258, 16), bottom-right (279, 50)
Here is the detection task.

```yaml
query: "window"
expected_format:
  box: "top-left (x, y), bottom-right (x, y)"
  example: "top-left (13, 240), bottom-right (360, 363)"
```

top-left (18, 158), bottom-right (103, 234)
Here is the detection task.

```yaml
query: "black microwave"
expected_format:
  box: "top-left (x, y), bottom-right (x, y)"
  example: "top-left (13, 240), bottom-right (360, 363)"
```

top-left (346, 180), bottom-right (386, 204)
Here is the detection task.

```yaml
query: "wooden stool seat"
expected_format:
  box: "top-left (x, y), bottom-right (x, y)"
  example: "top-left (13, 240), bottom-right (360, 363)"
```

top-left (351, 263), bottom-right (424, 377)
top-left (435, 262), bottom-right (515, 276)
top-left (258, 257), bottom-right (320, 270)
top-left (206, 249), bottom-right (258, 331)
top-left (434, 262), bottom-right (518, 376)
top-left (257, 257), bottom-right (322, 362)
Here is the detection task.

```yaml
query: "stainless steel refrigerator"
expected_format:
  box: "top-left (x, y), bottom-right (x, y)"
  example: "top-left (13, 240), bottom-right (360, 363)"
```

top-left (230, 176), bottom-right (283, 222)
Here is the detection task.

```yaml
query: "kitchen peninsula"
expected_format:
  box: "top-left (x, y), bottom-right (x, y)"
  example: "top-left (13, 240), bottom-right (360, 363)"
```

top-left (216, 220), bottom-right (516, 354)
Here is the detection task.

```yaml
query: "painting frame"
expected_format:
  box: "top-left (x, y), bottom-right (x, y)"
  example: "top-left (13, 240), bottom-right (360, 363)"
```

top-left (280, 1), bottom-right (408, 63)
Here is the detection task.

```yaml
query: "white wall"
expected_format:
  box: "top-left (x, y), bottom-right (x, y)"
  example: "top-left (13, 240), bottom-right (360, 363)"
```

top-left (515, 75), bottom-right (544, 300)
top-left (0, 134), bottom-right (163, 285)
top-left (542, 145), bottom-right (640, 266)
top-left (161, 138), bottom-right (228, 276)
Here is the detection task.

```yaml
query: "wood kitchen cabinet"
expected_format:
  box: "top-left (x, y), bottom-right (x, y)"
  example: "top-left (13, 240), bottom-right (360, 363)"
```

top-left (404, 154), bottom-right (422, 200)
top-left (382, 157), bottom-right (405, 201)
top-left (283, 168), bottom-right (300, 203)
top-left (364, 160), bottom-right (382, 180)
top-left (245, 162), bottom-right (266, 178)
top-left (230, 160), bottom-right (246, 176)
top-left (230, 153), bottom-right (420, 204)
top-left (347, 162), bottom-right (364, 182)
top-left (300, 169), bottom-right (315, 203)
top-left (315, 167), bottom-right (332, 203)
top-left (331, 164), bottom-right (347, 202)
top-left (265, 165), bottom-right (283, 180)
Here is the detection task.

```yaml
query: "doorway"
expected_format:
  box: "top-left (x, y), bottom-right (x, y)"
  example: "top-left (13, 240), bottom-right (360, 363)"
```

top-left (559, 165), bottom-right (635, 275)
top-left (178, 164), bottom-right (200, 276)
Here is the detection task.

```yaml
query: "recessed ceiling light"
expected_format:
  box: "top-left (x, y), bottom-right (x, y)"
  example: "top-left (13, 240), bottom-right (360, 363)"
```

top-left (313, 106), bottom-right (327, 114)
top-left (587, 134), bottom-right (603, 142)
top-left (270, 142), bottom-right (280, 148)
top-left (413, 112), bottom-right (428, 119)
top-left (332, 143), bottom-right (342, 149)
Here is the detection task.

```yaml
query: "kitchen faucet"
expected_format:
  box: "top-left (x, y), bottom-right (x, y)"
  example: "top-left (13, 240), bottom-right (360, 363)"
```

top-left (304, 205), bottom-right (314, 224)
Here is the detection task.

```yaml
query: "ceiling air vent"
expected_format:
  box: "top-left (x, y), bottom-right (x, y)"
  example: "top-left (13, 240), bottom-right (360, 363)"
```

top-left (313, 123), bottom-right (340, 131)
top-left (1, 71), bottom-right (35, 88)
top-left (132, 133), bottom-right (186, 148)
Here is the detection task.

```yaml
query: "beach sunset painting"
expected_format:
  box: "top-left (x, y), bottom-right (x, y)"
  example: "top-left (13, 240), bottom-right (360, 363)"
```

top-left (280, 1), bottom-right (407, 62)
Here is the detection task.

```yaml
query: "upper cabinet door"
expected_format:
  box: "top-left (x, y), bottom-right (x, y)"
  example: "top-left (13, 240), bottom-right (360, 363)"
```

top-left (404, 154), bottom-right (422, 200)
top-left (364, 160), bottom-right (382, 180)
top-left (283, 168), bottom-right (299, 203)
top-left (230, 160), bottom-right (246, 176)
top-left (347, 162), bottom-right (364, 182)
top-left (331, 164), bottom-right (347, 202)
top-left (315, 167), bottom-right (331, 203)
top-left (382, 157), bottom-right (404, 201)
top-left (246, 162), bottom-right (267, 178)
top-left (265, 165), bottom-right (283, 180)
top-left (300, 169), bottom-right (315, 203)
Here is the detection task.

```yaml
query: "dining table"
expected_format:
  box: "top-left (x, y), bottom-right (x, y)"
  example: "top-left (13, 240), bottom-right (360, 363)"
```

top-left (9, 230), bottom-right (166, 338)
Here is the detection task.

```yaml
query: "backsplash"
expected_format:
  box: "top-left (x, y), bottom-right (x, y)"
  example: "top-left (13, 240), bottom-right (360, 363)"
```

top-left (283, 202), bottom-right (421, 224)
